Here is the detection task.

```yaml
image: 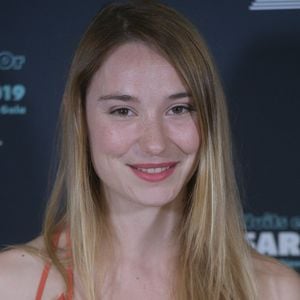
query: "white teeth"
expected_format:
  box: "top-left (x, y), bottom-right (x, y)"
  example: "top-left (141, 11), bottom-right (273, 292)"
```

top-left (137, 166), bottom-right (170, 174)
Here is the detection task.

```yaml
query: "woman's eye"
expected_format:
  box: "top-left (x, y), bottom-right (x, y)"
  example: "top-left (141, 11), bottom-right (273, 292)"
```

top-left (110, 107), bottom-right (135, 117)
top-left (167, 105), bottom-right (194, 115)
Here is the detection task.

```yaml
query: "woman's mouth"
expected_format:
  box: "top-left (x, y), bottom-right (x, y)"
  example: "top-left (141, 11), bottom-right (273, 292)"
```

top-left (128, 162), bottom-right (177, 182)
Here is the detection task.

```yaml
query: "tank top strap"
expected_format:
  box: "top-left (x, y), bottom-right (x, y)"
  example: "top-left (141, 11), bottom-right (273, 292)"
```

top-left (35, 229), bottom-right (73, 300)
top-left (35, 261), bottom-right (52, 300)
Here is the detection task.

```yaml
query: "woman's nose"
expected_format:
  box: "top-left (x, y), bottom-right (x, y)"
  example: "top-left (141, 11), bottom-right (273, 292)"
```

top-left (138, 118), bottom-right (167, 156)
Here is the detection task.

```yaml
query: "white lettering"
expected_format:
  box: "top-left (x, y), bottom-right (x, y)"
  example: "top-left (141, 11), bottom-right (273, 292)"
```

top-left (246, 231), bottom-right (257, 248)
top-left (256, 232), bottom-right (277, 256)
top-left (278, 232), bottom-right (300, 256)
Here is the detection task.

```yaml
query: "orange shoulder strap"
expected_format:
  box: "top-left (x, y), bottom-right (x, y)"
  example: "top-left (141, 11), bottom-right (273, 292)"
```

top-left (35, 260), bottom-right (52, 300)
top-left (35, 230), bottom-right (73, 300)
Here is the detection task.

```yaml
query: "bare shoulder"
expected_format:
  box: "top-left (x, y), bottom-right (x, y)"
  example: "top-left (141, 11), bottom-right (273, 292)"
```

top-left (0, 237), bottom-right (45, 299)
top-left (0, 236), bottom-right (65, 300)
top-left (253, 253), bottom-right (300, 300)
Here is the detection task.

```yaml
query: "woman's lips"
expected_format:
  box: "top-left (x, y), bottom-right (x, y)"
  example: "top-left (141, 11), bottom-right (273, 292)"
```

top-left (128, 162), bottom-right (178, 182)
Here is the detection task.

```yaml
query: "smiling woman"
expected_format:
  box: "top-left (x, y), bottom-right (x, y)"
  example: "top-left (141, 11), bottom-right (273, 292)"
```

top-left (0, 1), bottom-right (299, 300)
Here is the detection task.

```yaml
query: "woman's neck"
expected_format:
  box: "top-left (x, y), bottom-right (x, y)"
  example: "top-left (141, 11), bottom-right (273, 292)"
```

top-left (107, 193), bottom-right (183, 264)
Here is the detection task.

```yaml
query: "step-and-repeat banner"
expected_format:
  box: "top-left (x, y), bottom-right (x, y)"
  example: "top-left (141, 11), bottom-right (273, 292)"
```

top-left (1, 1), bottom-right (299, 272)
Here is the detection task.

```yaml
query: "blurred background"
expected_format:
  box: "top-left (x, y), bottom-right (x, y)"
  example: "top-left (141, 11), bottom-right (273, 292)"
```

top-left (0, 0), bottom-right (299, 272)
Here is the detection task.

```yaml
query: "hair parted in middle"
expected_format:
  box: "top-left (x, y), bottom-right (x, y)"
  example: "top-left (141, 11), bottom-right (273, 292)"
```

top-left (43, 1), bottom-right (257, 299)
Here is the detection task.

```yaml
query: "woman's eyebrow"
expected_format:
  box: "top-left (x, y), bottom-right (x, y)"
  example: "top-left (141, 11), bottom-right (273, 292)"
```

top-left (98, 92), bottom-right (191, 102)
top-left (98, 94), bottom-right (138, 101)
top-left (168, 92), bottom-right (191, 100)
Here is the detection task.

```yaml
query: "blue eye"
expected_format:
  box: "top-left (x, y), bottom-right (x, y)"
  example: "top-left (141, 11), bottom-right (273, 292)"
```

top-left (110, 107), bottom-right (135, 117)
top-left (167, 104), bottom-right (194, 115)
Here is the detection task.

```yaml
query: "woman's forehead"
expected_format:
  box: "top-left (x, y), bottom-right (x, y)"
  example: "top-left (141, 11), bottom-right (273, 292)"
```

top-left (88, 42), bottom-right (187, 96)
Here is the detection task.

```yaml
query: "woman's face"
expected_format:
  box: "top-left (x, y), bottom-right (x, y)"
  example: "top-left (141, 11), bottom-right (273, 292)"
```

top-left (86, 42), bottom-right (200, 209)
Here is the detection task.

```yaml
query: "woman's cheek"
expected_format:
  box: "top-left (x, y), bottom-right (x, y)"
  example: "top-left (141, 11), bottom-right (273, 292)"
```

top-left (90, 122), bottom-right (138, 157)
top-left (168, 120), bottom-right (200, 154)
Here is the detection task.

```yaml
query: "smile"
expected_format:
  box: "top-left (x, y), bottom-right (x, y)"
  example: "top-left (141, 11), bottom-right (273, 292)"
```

top-left (137, 166), bottom-right (170, 174)
top-left (128, 162), bottom-right (177, 182)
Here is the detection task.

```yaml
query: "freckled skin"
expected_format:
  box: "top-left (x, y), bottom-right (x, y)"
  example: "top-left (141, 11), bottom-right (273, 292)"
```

top-left (86, 42), bottom-right (200, 210)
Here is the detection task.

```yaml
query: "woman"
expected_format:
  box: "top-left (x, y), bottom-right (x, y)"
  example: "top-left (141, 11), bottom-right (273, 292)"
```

top-left (0, 1), bottom-right (299, 299)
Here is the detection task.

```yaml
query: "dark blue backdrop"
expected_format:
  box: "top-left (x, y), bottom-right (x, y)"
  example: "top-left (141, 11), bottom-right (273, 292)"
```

top-left (0, 1), bottom-right (299, 272)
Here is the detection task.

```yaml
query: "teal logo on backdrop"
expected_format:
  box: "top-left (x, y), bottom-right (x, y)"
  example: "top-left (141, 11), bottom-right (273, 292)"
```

top-left (0, 84), bottom-right (26, 101)
top-left (246, 212), bottom-right (300, 270)
top-left (0, 50), bottom-right (28, 115)
top-left (0, 84), bottom-right (27, 115)
top-left (0, 51), bottom-right (26, 71)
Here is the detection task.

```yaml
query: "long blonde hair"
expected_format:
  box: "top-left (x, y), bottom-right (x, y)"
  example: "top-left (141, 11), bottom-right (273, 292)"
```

top-left (43, 1), bottom-right (257, 299)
